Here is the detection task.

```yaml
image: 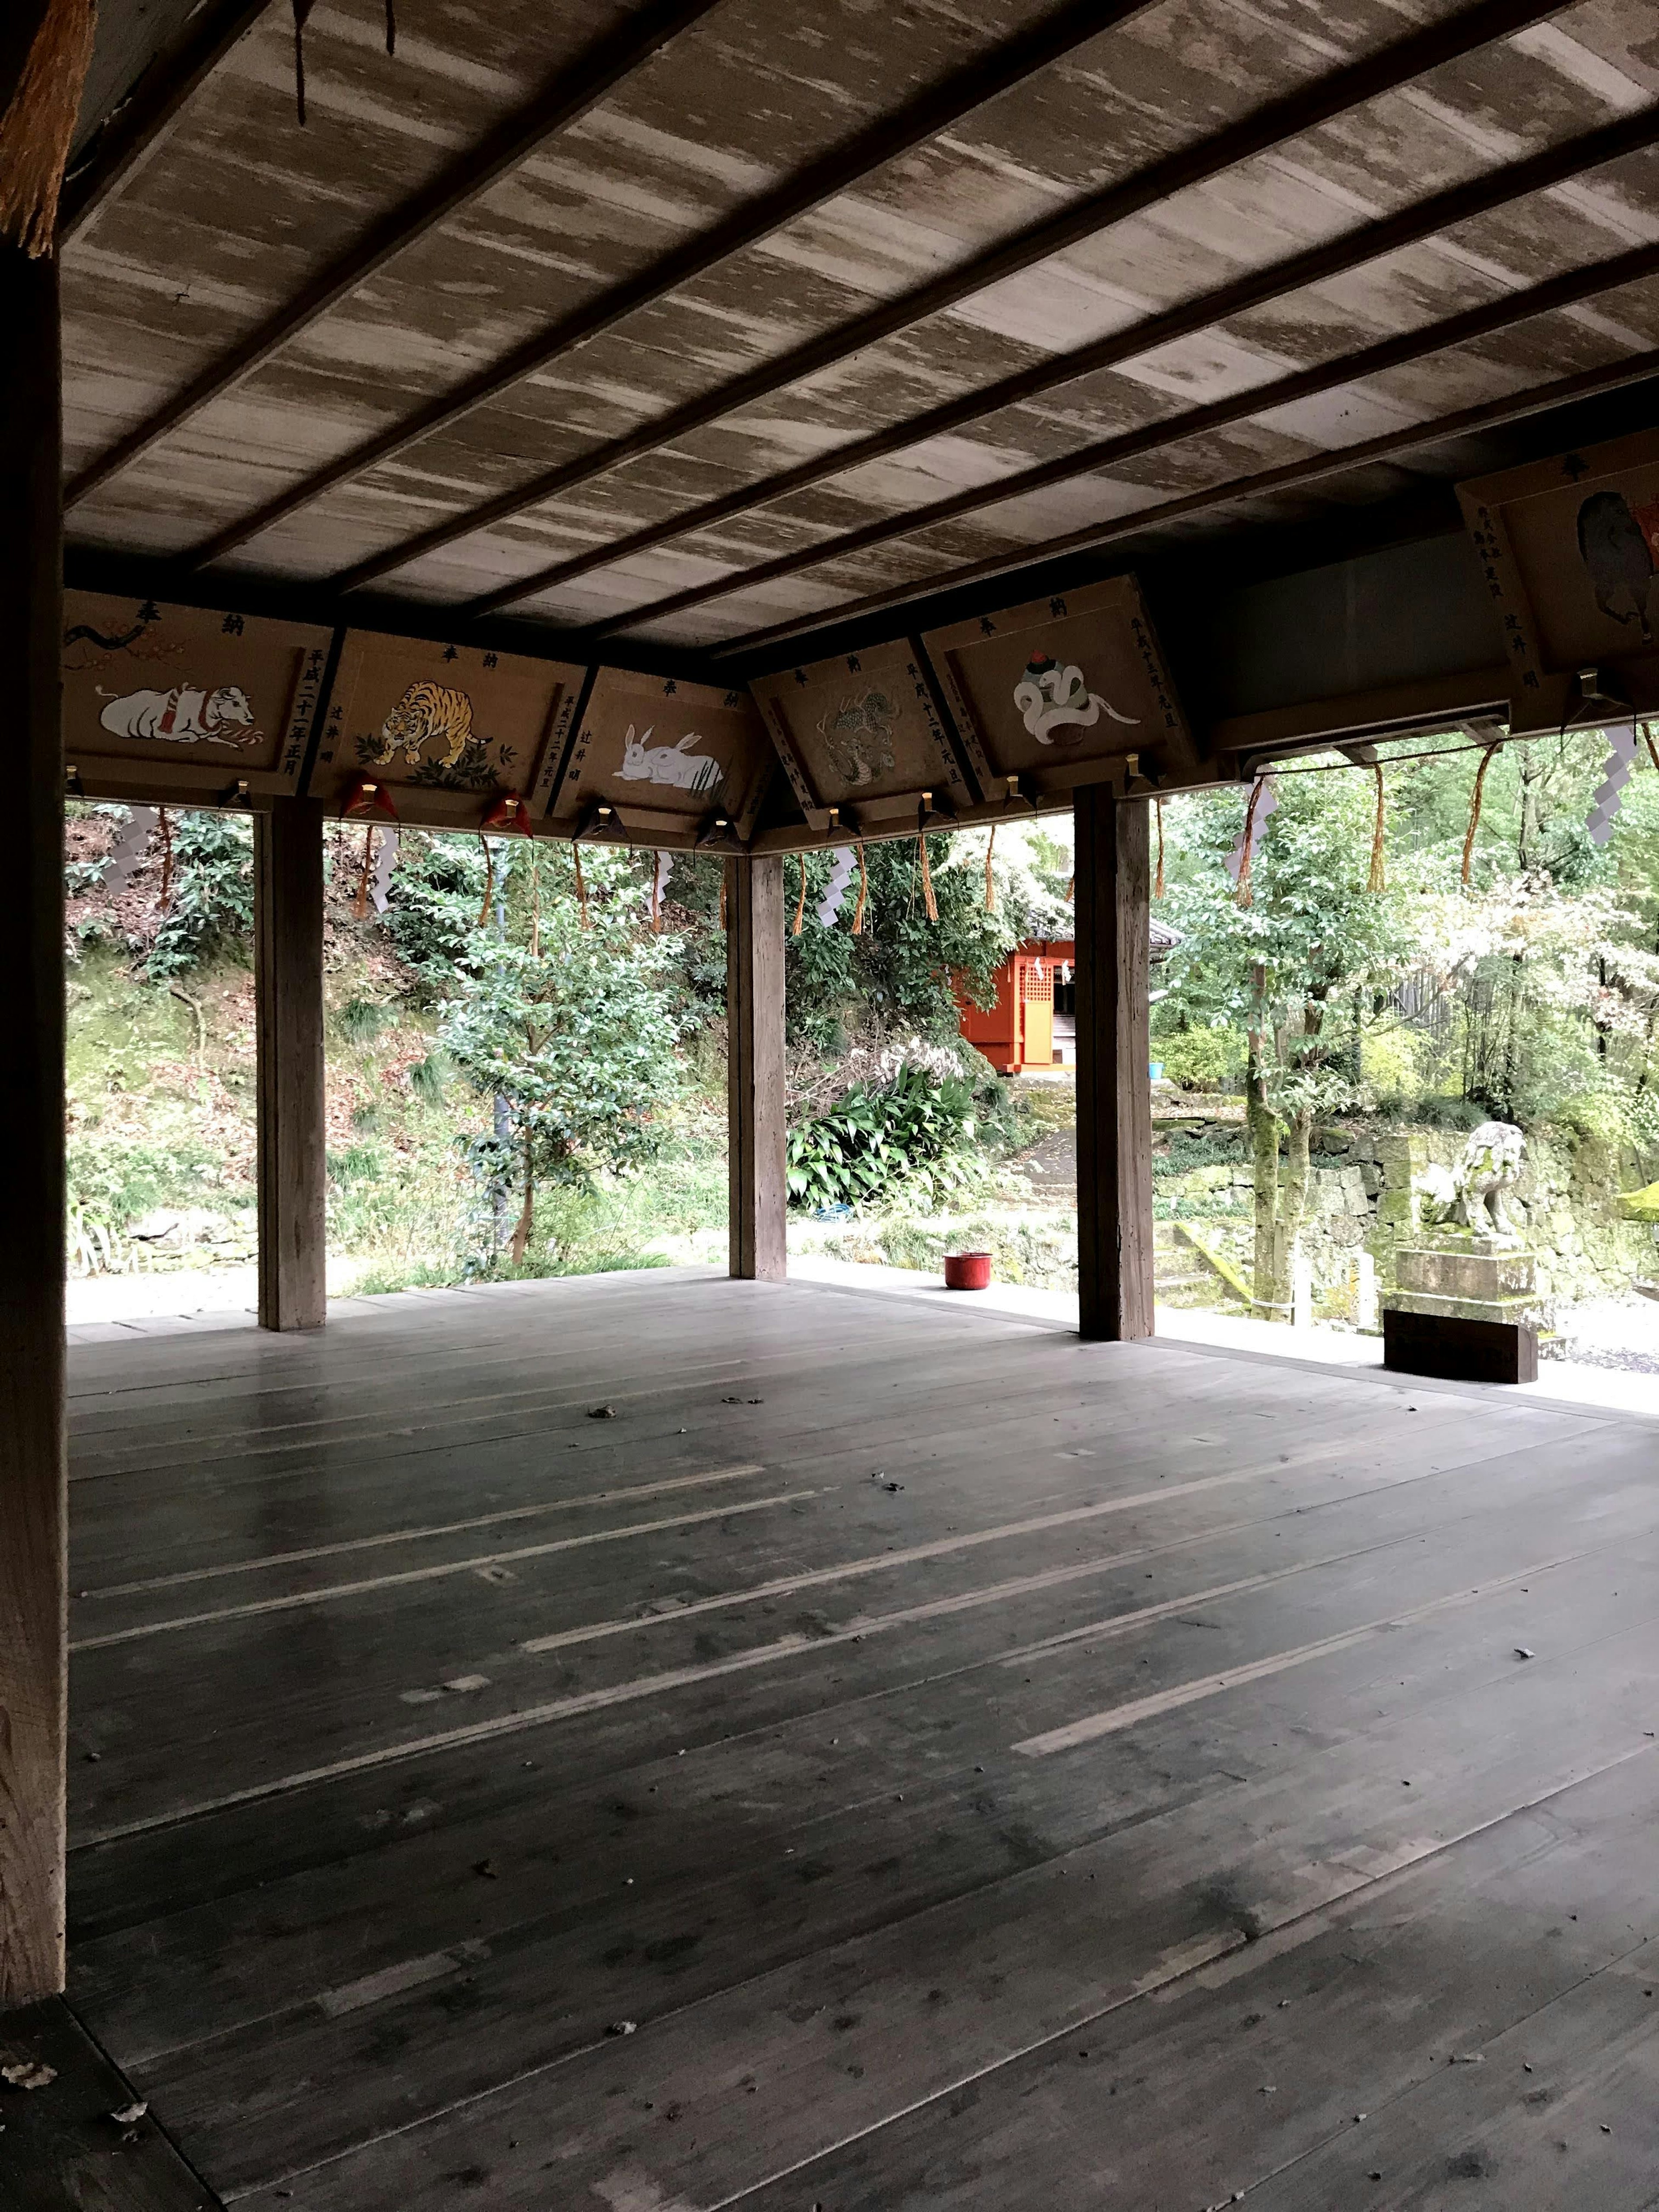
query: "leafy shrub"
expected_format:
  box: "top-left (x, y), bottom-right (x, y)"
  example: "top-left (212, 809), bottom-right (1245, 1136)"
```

top-left (1151, 1023), bottom-right (1245, 1093)
top-left (787, 1065), bottom-right (978, 1213)
top-left (338, 996), bottom-right (390, 1043)
top-left (146, 812), bottom-right (254, 979)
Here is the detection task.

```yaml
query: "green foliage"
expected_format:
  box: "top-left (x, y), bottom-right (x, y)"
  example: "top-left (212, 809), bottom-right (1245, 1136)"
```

top-left (145, 811), bottom-right (254, 979)
top-left (439, 857), bottom-right (685, 1261)
top-left (784, 838), bottom-right (1017, 1051)
top-left (1152, 1128), bottom-right (1243, 1179)
top-left (337, 996), bottom-right (390, 1043)
top-left (1151, 1023), bottom-right (1246, 1093)
top-left (786, 1065), bottom-right (978, 1213)
top-left (379, 831), bottom-right (495, 990)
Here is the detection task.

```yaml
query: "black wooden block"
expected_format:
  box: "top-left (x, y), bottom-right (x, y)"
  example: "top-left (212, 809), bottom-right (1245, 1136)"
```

top-left (1382, 1308), bottom-right (1538, 1385)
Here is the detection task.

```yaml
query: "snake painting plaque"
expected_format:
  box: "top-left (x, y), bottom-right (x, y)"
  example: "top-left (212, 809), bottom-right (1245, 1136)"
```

top-left (923, 576), bottom-right (1196, 799)
top-left (750, 641), bottom-right (970, 831)
top-left (545, 671), bottom-right (773, 844)
top-left (1458, 430), bottom-right (1659, 733)
top-left (310, 633), bottom-right (585, 827)
top-left (62, 593), bottom-right (331, 802)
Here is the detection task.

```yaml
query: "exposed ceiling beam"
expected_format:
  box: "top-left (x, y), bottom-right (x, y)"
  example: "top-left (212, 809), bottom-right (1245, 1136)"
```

top-left (60, 0), bottom-right (274, 241)
top-left (315, 0), bottom-right (1574, 599)
top-left (596, 238), bottom-right (1659, 641)
top-left (64, 0), bottom-right (729, 507)
top-left (710, 346), bottom-right (1659, 662)
top-left (538, 108), bottom-right (1659, 636)
top-left (141, 0), bottom-right (1161, 557)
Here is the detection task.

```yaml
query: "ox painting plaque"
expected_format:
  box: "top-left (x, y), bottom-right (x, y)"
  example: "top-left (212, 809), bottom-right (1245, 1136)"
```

top-left (310, 633), bottom-right (585, 828)
top-left (544, 671), bottom-right (773, 845)
top-left (750, 640), bottom-right (970, 832)
top-left (62, 593), bottom-right (331, 803)
top-left (1458, 430), bottom-right (1659, 733)
top-left (922, 576), bottom-right (1197, 799)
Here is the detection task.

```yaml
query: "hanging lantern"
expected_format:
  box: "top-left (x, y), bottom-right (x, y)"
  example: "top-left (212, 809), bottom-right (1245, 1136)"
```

top-left (481, 789), bottom-right (531, 833)
top-left (342, 775), bottom-right (398, 822)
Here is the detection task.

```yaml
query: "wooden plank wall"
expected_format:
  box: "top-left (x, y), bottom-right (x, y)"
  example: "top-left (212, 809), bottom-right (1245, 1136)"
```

top-left (254, 801), bottom-right (327, 1331)
top-left (0, 183), bottom-right (69, 2001)
top-left (1074, 789), bottom-right (1154, 1342)
top-left (726, 855), bottom-right (787, 1282)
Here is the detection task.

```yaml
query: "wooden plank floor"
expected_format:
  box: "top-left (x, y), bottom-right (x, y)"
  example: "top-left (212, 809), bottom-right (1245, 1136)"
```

top-left (14, 1267), bottom-right (1659, 2207)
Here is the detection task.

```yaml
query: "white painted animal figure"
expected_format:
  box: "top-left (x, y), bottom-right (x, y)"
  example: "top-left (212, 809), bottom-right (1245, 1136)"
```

top-left (370, 681), bottom-right (476, 770)
top-left (96, 683), bottom-right (257, 746)
top-left (1013, 653), bottom-right (1138, 746)
top-left (617, 726), bottom-right (725, 794)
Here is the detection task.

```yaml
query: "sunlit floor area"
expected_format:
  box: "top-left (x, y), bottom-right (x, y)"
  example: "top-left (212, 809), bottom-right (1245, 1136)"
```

top-left (11, 1268), bottom-right (1659, 2207)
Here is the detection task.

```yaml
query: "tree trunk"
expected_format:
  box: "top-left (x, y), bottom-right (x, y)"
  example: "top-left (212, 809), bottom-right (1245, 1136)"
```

top-left (1246, 961), bottom-right (1287, 1321)
top-left (510, 1145), bottom-right (534, 1267)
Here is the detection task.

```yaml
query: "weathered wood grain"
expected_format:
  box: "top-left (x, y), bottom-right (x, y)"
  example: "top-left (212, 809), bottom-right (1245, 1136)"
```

top-left (1075, 791), bottom-right (1154, 1342)
top-left (0, 210), bottom-right (68, 2009)
top-left (254, 801), bottom-right (327, 1332)
top-left (727, 857), bottom-right (787, 1281)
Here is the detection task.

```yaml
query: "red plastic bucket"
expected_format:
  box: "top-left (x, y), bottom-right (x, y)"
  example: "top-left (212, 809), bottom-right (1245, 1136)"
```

top-left (944, 1251), bottom-right (992, 1291)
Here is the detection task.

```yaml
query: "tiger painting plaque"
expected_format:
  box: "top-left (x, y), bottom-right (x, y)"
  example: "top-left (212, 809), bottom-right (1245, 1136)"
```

top-left (544, 671), bottom-right (774, 845)
top-left (62, 593), bottom-right (331, 803)
top-left (1457, 429), bottom-right (1659, 732)
top-left (922, 576), bottom-right (1197, 799)
top-left (750, 640), bottom-right (971, 831)
top-left (309, 632), bottom-right (585, 828)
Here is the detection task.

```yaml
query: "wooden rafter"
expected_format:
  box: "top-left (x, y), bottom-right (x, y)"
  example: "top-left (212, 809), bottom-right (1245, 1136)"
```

top-left (152, 0), bottom-right (1162, 564)
top-left (64, 0), bottom-right (729, 508)
top-left (709, 346), bottom-right (1659, 664)
top-left (313, 0), bottom-right (1575, 602)
top-left (60, 0), bottom-right (272, 240)
top-left (547, 109), bottom-right (1659, 638)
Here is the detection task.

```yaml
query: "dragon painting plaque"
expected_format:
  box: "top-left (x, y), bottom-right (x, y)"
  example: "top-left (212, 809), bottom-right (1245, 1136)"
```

top-left (62, 593), bottom-right (331, 803)
top-left (750, 641), bottom-right (970, 832)
top-left (1458, 430), bottom-right (1659, 733)
top-left (309, 632), bottom-right (585, 828)
top-left (922, 576), bottom-right (1197, 799)
top-left (544, 671), bottom-right (773, 845)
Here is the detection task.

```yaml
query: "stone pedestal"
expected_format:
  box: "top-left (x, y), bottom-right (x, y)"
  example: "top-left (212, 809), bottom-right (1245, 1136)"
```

top-left (1384, 1232), bottom-right (1544, 1328)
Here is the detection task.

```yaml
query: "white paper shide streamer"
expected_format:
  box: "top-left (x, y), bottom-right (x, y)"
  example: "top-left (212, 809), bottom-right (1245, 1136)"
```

top-left (816, 845), bottom-right (856, 926)
top-left (369, 826), bottom-right (400, 914)
top-left (1586, 726), bottom-right (1640, 848)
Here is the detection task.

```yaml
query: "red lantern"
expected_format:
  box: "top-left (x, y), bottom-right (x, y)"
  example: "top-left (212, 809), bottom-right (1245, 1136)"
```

top-left (341, 775), bottom-right (398, 821)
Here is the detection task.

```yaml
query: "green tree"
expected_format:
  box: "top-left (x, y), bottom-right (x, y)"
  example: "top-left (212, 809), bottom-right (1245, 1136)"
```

top-left (1157, 772), bottom-right (1417, 1318)
top-left (438, 846), bottom-right (684, 1266)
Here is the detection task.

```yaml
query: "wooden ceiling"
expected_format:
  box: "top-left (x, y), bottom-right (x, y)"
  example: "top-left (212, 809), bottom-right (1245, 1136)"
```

top-left (59, 0), bottom-right (1659, 668)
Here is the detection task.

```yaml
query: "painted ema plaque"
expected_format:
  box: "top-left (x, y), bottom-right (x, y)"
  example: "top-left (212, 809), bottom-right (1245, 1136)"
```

top-left (750, 640), bottom-right (970, 834)
top-left (1458, 429), bottom-right (1659, 734)
top-left (62, 593), bottom-right (331, 804)
top-left (544, 671), bottom-right (774, 845)
top-left (923, 576), bottom-right (1197, 801)
top-left (309, 633), bottom-right (585, 829)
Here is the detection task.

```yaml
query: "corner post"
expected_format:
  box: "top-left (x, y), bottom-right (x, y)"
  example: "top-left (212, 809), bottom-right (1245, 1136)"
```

top-left (0, 240), bottom-right (67, 2005)
top-left (1074, 788), bottom-right (1154, 1341)
top-left (726, 855), bottom-right (787, 1281)
top-left (256, 799), bottom-right (327, 1329)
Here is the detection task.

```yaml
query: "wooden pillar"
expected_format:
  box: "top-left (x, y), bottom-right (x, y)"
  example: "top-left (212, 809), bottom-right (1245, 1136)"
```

top-left (726, 855), bottom-right (787, 1281)
top-left (1074, 788), bottom-right (1155, 1341)
top-left (255, 800), bottom-right (327, 1329)
top-left (0, 242), bottom-right (67, 2005)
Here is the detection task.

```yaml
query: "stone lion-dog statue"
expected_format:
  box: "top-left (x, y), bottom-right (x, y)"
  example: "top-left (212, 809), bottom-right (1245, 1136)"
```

top-left (1417, 1119), bottom-right (1526, 1239)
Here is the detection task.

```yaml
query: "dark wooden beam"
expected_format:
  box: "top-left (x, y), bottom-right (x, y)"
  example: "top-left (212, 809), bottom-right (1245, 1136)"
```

top-left (726, 855), bottom-right (787, 1283)
top-left (60, 0), bottom-right (272, 243)
top-left (0, 211), bottom-right (67, 2002)
top-left (64, 0), bottom-right (727, 504)
top-left (168, 0), bottom-right (1157, 570)
top-left (715, 344), bottom-right (1659, 663)
top-left (1074, 791), bottom-right (1153, 1344)
top-left (321, 0), bottom-right (1573, 605)
top-left (255, 800), bottom-right (327, 1330)
top-left (593, 128), bottom-right (1659, 641)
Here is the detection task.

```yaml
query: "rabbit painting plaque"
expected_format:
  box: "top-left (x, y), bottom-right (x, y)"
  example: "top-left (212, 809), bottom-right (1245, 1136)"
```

top-left (547, 671), bottom-right (773, 843)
